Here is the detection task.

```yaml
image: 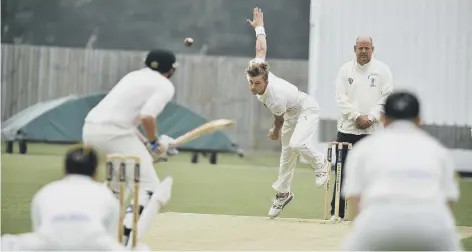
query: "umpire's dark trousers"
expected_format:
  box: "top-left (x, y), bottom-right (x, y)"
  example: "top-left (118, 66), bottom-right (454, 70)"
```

top-left (330, 131), bottom-right (369, 219)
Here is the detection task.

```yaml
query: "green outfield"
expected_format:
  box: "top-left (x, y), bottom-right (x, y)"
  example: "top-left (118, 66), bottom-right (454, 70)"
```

top-left (1, 143), bottom-right (472, 250)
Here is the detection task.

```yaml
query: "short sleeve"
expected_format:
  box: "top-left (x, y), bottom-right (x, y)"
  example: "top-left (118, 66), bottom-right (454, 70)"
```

top-left (271, 102), bottom-right (287, 116)
top-left (342, 144), bottom-right (367, 198)
top-left (140, 82), bottom-right (175, 117)
top-left (441, 150), bottom-right (460, 202)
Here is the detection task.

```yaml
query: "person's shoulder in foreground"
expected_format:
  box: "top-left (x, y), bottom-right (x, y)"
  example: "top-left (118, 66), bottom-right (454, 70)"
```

top-left (353, 90), bottom-right (445, 149)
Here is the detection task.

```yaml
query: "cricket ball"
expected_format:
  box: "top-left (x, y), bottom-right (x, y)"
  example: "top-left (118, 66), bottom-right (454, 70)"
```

top-left (184, 38), bottom-right (194, 47)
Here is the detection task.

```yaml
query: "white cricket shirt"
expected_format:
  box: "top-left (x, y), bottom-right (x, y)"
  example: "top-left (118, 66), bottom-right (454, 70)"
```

top-left (85, 67), bottom-right (175, 129)
top-left (336, 58), bottom-right (393, 135)
top-left (251, 58), bottom-right (319, 118)
top-left (342, 121), bottom-right (459, 210)
top-left (31, 175), bottom-right (120, 246)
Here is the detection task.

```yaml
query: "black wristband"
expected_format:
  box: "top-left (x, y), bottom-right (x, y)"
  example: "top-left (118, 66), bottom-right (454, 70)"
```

top-left (149, 139), bottom-right (157, 145)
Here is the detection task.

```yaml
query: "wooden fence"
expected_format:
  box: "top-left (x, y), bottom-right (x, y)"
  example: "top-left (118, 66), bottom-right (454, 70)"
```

top-left (1, 44), bottom-right (308, 150)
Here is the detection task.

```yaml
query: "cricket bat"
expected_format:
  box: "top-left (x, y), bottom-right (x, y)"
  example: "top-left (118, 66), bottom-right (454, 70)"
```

top-left (150, 119), bottom-right (234, 163)
top-left (169, 119), bottom-right (235, 148)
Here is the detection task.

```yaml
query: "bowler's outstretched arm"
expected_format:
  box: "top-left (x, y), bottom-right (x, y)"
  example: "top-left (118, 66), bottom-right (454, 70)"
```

top-left (247, 7), bottom-right (267, 59)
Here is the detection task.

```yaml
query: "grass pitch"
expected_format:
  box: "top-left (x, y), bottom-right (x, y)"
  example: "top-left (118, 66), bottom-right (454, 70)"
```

top-left (2, 143), bottom-right (472, 250)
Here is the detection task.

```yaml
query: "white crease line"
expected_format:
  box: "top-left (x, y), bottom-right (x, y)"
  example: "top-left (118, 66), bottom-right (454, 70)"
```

top-left (158, 160), bottom-right (315, 173)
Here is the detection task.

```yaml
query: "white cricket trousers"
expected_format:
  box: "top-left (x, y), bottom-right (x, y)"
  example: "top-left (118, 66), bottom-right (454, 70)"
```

top-left (82, 122), bottom-right (159, 233)
top-left (342, 201), bottom-right (463, 251)
top-left (272, 95), bottom-right (326, 193)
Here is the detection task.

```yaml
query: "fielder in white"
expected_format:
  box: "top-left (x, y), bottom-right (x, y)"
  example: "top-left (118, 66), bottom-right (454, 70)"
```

top-left (246, 7), bottom-right (329, 219)
top-left (341, 91), bottom-right (462, 251)
top-left (0, 146), bottom-right (168, 250)
top-left (82, 49), bottom-right (176, 245)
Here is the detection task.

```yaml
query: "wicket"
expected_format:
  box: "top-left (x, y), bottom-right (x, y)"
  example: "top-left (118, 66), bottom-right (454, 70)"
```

top-left (106, 154), bottom-right (141, 248)
top-left (323, 142), bottom-right (352, 222)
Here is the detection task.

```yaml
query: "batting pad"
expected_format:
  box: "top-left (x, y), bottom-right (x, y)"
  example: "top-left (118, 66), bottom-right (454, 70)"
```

top-left (126, 177), bottom-right (173, 249)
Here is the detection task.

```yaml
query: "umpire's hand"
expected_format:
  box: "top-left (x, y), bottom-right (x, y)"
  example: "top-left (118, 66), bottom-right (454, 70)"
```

top-left (356, 115), bottom-right (372, 129)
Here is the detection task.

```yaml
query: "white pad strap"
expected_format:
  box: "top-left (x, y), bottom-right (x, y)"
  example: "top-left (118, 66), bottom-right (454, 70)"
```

top-left (255, 26), bottom-right (266, 37)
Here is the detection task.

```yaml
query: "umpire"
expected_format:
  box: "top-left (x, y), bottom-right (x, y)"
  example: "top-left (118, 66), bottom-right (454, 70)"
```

top-left (330, 36), bottom-right (394, 222)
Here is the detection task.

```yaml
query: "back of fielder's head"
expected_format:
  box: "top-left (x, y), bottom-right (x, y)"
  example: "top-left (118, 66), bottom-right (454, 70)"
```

top-left (65, 144), bottom-right (99, 178)
top-left (384, 91), bottom-right (420, 123)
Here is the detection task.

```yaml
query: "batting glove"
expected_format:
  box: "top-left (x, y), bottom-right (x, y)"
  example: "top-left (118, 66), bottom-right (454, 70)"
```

top-left (150, 139), bottom-right (168, 154)
top-left (159, 135), bottom-right (179, 156)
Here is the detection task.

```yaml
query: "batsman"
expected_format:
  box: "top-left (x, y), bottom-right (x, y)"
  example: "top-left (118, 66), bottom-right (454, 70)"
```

top-left (82, 49), bottom-right (177, 245)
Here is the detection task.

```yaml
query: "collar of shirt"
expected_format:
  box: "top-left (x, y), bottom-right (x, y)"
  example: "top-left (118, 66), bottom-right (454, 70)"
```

top-left (354, 57), bottom-right (372, 71)
top-left (140, 67), bottom-right (164, 76)
top-left (386, 120), bottom-right (418, 131)
top-left (63, 174), bottom-right (94, 182)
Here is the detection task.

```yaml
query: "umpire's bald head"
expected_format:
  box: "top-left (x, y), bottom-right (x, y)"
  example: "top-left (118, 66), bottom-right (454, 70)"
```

top-left (64, 144), bottom-right (99, 179)
top-left (383, 91), bottom-right (421, 126)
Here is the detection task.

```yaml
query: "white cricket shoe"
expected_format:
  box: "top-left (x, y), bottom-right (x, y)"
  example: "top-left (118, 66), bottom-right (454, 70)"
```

top-left (268, 192), bottom-right (294, 219)
top-left (328, 215), bottom-right (343, 223)
top-left (314, 160), bottom-right (329, 187)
